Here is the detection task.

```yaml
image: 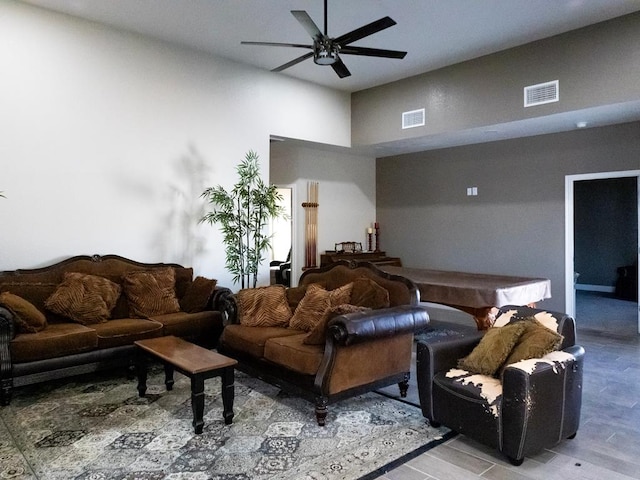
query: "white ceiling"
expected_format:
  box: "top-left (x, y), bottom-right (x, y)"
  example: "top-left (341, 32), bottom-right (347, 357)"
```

top-left (20, 0), bottom-right (640, 155)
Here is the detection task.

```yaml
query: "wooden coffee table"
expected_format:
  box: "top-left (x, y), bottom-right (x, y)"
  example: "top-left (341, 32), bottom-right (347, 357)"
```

top-left (134, 336), bottom-right (238, 434)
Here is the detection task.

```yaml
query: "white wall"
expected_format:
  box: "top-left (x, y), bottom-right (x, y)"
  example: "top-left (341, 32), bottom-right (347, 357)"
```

top-left (270, 142), bottom-right (376, 284)
top-left (0, 1), bottom-right (351, 289)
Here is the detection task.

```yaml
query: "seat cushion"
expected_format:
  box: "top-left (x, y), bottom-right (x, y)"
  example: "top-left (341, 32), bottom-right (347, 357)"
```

top-left (264, 334), bottom-right (323, 375)
top-left (91, 318), bottom-right (163, 348)
top-left (10, 323), bottom-right (98, 363)
top-left (220, 324), bottom-right (304, 358)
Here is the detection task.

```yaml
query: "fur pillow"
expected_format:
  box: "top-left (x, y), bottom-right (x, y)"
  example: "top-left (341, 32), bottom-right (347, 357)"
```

top-left (458, 321), bottom-right (527, 376)
top-left (304, 303), bottom-right (371, 345)
top-left (289, 283), bottom-right (353, 332)
top-left (500, 317), bottom-right (563, 372)
top-left (350, 276), bottom-right (390, 309)
top-left (122, 267), bottom-right (180, 318)
top-left (45, 272), bottom-right (122, 325)
top-left (179, 276), bottom-right (217, 313)
top-left (237, 285), bottom-right (292, 327)
top-left (0, 291), bottom-right (47, 333)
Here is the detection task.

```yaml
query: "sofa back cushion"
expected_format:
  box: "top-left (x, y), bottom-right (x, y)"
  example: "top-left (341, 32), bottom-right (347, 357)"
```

top-left (0, 282), bottom-right (57, 315)
top-left (0, 255), bottom-right (193, 320)
top-left (298, 263), bottom-right (415, 307)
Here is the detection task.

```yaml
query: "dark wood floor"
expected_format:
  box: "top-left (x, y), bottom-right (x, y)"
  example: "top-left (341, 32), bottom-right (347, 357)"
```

top-left (379, 300), bottom-right (640, 479)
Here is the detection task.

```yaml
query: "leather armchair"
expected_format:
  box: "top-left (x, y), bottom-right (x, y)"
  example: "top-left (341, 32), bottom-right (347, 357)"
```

top-left (416, 305), bottom-right (584, 465)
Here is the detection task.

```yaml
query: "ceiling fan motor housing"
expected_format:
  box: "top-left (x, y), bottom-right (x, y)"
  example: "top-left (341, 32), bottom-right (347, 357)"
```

top-left (314, 39), bottom-right (339, 65)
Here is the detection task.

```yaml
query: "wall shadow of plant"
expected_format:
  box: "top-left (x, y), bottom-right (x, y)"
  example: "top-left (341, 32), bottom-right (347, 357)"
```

top-left (156, 144), bottom-right (209, 267)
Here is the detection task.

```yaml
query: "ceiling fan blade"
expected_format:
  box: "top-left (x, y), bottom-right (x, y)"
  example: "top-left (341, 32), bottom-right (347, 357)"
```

top-left (242, 41), bottom-right (313, 50)
top-left (334, 16), bottom-right (397, 46)
top-left (339, 45), bottom-right (407, 59)
top-left (331, 58), bottom-right (351, 78)
top-left (272, 51), bottom-right (315, 72)
top-left (291, 10), bottom-right (323, 40)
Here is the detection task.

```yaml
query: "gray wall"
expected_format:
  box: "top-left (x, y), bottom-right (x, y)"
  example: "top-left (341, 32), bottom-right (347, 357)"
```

top-left (376, 121), bottom-right (640, 311)
top-left (574, 177), bottom-right (638, 287)
top-left (352, 12), bottom-right (640, 147)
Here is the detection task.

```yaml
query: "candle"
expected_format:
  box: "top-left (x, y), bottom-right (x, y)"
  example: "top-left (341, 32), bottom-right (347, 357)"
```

top-left (367, 227), bottom-right (373, 234)
top-left (374, 222), bottom-right (379, 229)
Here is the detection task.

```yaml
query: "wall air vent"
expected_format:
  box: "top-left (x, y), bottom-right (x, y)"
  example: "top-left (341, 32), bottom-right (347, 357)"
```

top-left (524, 80), bottom-right (559, 107)
top-left (402, 108), bottom-right (425, 129)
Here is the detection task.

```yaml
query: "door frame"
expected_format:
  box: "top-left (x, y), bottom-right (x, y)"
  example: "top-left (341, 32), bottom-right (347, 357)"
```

top-left (564, 169), bottom-right (640, 332)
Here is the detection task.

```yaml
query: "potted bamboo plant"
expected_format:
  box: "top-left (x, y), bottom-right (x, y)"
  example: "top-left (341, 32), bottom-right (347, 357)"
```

top-left (200, 150), bottom-right (285, 288)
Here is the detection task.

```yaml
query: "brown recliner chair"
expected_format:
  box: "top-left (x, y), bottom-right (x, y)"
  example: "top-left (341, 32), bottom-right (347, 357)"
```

top-left (416, 305), bottom-right (584, 465)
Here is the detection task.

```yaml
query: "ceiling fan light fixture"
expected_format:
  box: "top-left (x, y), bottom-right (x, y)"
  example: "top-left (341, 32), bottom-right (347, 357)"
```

top-left (314, 44), bottom-right (338, 65)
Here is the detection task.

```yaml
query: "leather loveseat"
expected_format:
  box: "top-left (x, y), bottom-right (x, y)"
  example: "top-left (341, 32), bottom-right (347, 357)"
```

top-left (0, 254), bottom-right (231, 405)
top-left (218, 260), bottom-right (429, 425)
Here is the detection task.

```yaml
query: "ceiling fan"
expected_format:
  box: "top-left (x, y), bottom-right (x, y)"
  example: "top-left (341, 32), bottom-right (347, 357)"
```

top-left (241, 0), bottom-right (407, 78)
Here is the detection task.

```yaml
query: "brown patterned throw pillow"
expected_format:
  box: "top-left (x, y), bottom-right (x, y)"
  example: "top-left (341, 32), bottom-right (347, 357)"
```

top-left (350, 277), bottom-right (390, 309)
top-left (179, 276), bottom-right (217, 313)
top-left (122, 267), bottom-right (181, 318)
top-left (457, 321), bottom-right (527, 376)
top-left (289, 282), bottom-right (353, 332)
top-left (304, 303), bottom-right (371, 345)
top-left (45, 272), bottom-right (122, 325)
top-left (237, 285), bottom-right (292, 327)
top-left (0, 291), bottom-right (48, 333)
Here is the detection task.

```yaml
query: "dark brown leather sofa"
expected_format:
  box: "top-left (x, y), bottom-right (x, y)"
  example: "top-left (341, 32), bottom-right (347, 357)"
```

top-left (218, 261), bottom-right (429, 425)
top-left (416, 305), bottom-right (584, 465)
top-left (0, 254), bottom-right (231, 405)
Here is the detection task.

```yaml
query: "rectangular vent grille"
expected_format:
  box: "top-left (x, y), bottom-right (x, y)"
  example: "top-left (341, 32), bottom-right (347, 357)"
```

top-left (524, 80), bottom-right (559, 107)
top-left (402, 108), bottom-right (425, 129)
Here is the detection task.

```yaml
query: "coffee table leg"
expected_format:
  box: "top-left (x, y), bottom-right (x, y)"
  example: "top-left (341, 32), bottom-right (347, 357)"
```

top-left (191, 375), bottom-right (205, 434)
top-left (136, 352), bottom-right (148, 397)
top-left (164, 364), bottom-right (175, 391)
top-left (221, 367), bottom-right (235, 425)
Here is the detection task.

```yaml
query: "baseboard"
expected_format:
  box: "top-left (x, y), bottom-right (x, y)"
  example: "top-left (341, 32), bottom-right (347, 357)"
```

top-left (575, 283), bottom-right (615, 293)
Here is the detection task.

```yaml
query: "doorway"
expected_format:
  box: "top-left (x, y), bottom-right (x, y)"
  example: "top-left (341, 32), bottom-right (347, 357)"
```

top-left (270, 186), bottom-right (294, 286)
top-left (565, 170), bottom-right (640, 334)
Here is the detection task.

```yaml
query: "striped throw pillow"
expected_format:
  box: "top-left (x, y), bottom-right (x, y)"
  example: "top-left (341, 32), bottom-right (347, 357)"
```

top-left (45, 272), bottom-right (121, 324)
top-left (237, 285), bottom-right (292, 327)
top-left (122, 267), bottom-right (181, 318)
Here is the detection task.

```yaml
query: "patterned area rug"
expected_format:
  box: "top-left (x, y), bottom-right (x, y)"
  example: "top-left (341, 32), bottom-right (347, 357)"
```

top-left (0, 367), bottom-right (451, 480)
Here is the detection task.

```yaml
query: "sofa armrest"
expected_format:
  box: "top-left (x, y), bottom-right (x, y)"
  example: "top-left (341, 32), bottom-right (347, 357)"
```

top-left (327, 305), bottom-right (429, 346)
top-left (416, 332), bottom-right (484, 420)
top-left (501, 345), bottom-right (585, 460)
top-left (219, 293), bottom-right (238, 326)
top-left (0, 306), bottom-right (16, 405)
top-left (211, 286), bottom-right (233, 312)
top-left (0, 306), bottom-right (16, 342)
